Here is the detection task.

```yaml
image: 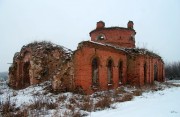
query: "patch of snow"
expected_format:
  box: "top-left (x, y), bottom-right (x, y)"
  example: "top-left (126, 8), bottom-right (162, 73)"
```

top-left (88, 41), bottom-right (127, 52)
top-left (166, 80), bottom-right (180, 85)
top-left (89, 87), bottom-right (180, 117)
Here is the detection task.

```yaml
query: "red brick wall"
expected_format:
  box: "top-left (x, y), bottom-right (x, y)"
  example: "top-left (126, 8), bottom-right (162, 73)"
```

top-left (74, 42), bottom-right (127, 94)
top-left (127, 56), bottom-right (140, 86)
top-left (90, 28), bottom-right (135, 48)
top-left (74, 42), bottom-right (165, 94)
top-left (127, 55), bottom-right (164, 87)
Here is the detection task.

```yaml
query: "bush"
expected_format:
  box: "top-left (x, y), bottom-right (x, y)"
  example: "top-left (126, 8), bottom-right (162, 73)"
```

top-left (132, 89), bottom-right (142, 96)
top-left (0, 96), bottom-right (16, 115)
top-left (80, 101), bottom-right (93, 112)
top-left (63, 110), bottom-right (83, 117)
top-left (58, 95), bottom-right (67, 102)
top-left (29, 95), bottom-right (58, 110)
top-left (94, 96), bottom-right (112, 110)
top-left (121, 93), bottom-right (133, 102)
top-left (113, 87), bottom-right (126, 97)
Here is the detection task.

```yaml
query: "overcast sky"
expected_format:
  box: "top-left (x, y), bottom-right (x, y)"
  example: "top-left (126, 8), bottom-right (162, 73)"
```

top-left (0, 0), bottom-right (180, 72)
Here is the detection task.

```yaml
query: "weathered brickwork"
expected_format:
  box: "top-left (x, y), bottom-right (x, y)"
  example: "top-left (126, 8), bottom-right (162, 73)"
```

top-left (73, 42), bottom-right (127, 94)
top-left (9, 21), bottom-right (164, 94)
top-left (9, 41), bottom-right (73, 90)
top-left (90, 21), bottom-right (136, 48)
top-left (73, 21), bottom-right (164, 94)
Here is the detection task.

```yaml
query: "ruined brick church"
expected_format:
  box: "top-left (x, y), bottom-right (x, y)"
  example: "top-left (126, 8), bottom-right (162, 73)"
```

top-left (9, 21), bottom-right (165, 94)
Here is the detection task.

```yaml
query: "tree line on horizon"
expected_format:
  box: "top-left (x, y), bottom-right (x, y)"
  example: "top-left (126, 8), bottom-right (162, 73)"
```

top-left (165, 61), bottom-right (180, 80)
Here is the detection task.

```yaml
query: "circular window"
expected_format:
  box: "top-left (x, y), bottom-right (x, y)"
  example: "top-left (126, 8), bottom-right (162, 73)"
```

top-left (96, 34), bottom-right (106, 41)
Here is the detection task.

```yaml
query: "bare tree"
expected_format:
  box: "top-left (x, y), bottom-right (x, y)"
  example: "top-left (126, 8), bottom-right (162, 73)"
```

top-left (165, 61), bottom-right (180, 80)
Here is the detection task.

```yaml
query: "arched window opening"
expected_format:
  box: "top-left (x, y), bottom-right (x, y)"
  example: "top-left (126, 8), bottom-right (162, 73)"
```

top-left (92, 58), bottom-right (99, 86)
top-left (107, 59), bottom-right (113, 84)
top-left (96, 34), bottom-right (106, 41)
top-left (119, 61), bottom-right (123, 84)
top-left (154, 64), bottom-right (158, 81)
top-left (144, 63), bottom-right (147, 84)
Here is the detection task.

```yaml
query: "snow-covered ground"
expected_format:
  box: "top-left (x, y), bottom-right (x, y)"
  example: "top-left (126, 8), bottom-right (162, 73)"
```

top-left (166, 80), bottom-right (180, 85)
top-left (0, 80), bottom-right (180, 117)
top-left (90, 86), bottom-right (180, 117)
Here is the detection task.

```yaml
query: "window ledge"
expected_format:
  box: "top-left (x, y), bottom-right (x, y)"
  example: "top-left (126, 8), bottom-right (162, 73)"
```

top-left (108, 83), bottom-right (113, 86)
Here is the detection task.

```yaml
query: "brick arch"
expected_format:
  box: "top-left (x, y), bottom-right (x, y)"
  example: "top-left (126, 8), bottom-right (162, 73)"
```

top-left (96, 33), bottom-right (106, 41)
top-left (118, 59), bottom-right (123, 67)
top-left (21, 48), bottom-right (32, 56)
top-left (90, 55), bottom-right (101, 65)
top-left (23, 50), bottom-right (31, 56)
top-left (106, 57), bottom-right (115, 66)
top-left (22, 50), bottom-right (32, 63)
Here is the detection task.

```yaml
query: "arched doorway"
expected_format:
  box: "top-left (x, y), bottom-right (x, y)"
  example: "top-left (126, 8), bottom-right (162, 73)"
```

top-left (23, 62), bottom-right (30, 87)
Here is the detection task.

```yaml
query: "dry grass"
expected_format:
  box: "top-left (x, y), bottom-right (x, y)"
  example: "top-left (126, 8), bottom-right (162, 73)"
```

top-left (66, 103), bottom-right (76, 111)
top-left (0, 96), bottom-right (28, 117)
top-left (69, 96), bottom-right (77, 104)
top-left (83, 96), bottom-right (93, 111)
top-left (58, 95), bottom-right (67, 102)
top-left (0, 96), bottom-right (16, 115)
top-left (80, 100), bottom-right (93, 112)
top-left (2, 82), bottom-right (170, 116)
top-left (29, 95), bottom-right (58, 110)
top-left (115, 93), bottom-right (133, 102)
top-left (0, 86), bottom-right (142, 116)
top-left (132, 89), bottom-right (142, 96)
top-left (113, 87), bottom-right (125, 97)
top-left (63, 110), bottom-right (83, 117)
top-left (24, 95), bottom-right (58, 116)
top-left (121, 93), bottom-right (134, 102)
top-left (94, 96), bottom-right (112, 110)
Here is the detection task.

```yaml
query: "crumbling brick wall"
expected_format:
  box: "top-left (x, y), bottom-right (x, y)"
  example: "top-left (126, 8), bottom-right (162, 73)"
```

top-left (126, 48), bottom-right (164, 87)
top-left (8, 41), bottom-right (74, 90)
top-left (51, 59), bottom-right (74, 92)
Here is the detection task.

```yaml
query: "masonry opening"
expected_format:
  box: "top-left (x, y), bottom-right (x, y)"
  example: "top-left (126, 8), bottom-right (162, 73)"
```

top-left (144, 63), bottom-right (147, 84)
top-left (119, 61), bottom-right (123, 84)
top-left (92, 58), bottom-right (99, 86)
top-left (107, 59), bottom-right (113, 84)
top-left (23, 62), bottom-right (30, 87)
top-left (96, 34), bottom-right (106, 41)
top-left (154, 64), bottom-right (158, 81)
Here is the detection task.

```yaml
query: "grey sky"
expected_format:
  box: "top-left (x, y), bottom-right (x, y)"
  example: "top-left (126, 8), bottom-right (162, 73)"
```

top-left (0, 0), bottom-right (180, 72)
